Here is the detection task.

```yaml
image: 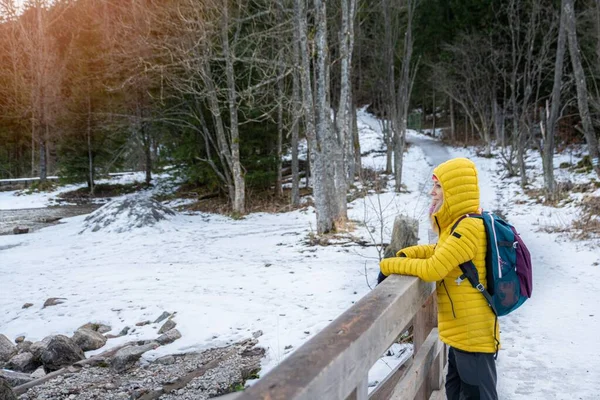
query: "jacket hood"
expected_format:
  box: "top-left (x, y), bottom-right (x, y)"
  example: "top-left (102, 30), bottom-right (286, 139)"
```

top-left (431, 158), bottom-right (480, 230)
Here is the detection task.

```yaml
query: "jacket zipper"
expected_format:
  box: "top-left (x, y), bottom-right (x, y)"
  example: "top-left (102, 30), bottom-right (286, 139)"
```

top-left (441, 280), bottom-right (457, 318)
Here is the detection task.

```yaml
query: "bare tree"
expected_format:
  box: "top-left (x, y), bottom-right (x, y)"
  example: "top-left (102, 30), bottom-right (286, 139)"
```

top-left (540, 0), bottom-right (568, 201)
top-left (294, 0), bottom-right (348, 233)
top-left (564, 0), bottom-right (600, 177)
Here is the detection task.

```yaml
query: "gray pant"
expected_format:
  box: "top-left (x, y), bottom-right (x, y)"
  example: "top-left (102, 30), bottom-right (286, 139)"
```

top-left (445, 347), bottom-right (497, 400)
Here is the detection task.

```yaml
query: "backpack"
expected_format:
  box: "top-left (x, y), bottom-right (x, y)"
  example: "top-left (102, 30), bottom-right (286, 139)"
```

top-left (451, 211), bottom-right (533, 317)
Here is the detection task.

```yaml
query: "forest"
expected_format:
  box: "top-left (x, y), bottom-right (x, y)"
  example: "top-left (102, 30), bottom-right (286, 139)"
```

top-left (1, 0), bottom-right (599, 233)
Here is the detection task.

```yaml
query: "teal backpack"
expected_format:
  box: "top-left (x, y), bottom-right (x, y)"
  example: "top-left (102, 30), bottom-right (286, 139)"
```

top-left (452, 211), bottom-right (533, 317)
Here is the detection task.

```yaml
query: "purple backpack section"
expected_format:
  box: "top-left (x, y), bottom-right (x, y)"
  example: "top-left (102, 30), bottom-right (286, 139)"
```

top-left (511, 226), bottom-right (533, 298)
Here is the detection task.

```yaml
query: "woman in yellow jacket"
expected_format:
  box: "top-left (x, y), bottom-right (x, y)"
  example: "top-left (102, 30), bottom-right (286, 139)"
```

top-left (379, 157), bottom-right (499, 400)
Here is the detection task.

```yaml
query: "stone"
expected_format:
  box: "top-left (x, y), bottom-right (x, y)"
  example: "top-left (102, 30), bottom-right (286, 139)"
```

top-left (0, 369), bottom-right (33, 387)
top-left (154, 355), bottom-right (175, 365)
top-left (78, 323), bottom-right (112, 334)
top-left (110, 342), bottom-right (158, 373)
top-left (21, 303), bottom-right (33, 309)
top-left (17, 341), bottom-right (32, 353)
top-left (157, 320), bottom-right (176, 334)
top-left (14, 337), bottom-right (24, 344)
top-left (72, 328), bottom-right (107, 352)
top-left (118, 326), bottom-right (130, 336)
top-left (30, 337), bottom-right (52, 363)
top-left (30, 366), bottom-right (46, 379)
top-left (42, 297), bottom-right (67, 308)
top-left (252, 330), bottom-right (263, 339)
top-left (0, 335), bottom-right (17, 363)
top-left (0, 376), bottom-right (17, 400)
top-left (6, 352), bottom-right (38, 373)
top-left (156, 329), bottom-right (181, 345)
top-left (135, 321), bottom-right (150, 327)
top-left (12, 226), bottom-right (29, 235)
top-left (153, 311), bottom-right (171, 324)
top-left (40, 335), bottom-right (85, 372)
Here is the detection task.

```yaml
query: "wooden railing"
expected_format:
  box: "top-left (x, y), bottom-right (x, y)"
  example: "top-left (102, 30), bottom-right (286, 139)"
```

top-left (228, 274), bottom-right (446, 400)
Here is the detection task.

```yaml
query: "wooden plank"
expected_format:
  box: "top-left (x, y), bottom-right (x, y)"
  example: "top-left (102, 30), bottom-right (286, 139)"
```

top-left (369, 358), bottom-right (413, 400)
top-left (236, 275), bottom-right (435, 400)
top-left (413, 293), bottom-right (438, 400)
top-left (428, 389), bottom-right (445, 400)
top-left (346, 376), bottom-right (368, 400)
top-left (389, 329), bottom-right (443, 400)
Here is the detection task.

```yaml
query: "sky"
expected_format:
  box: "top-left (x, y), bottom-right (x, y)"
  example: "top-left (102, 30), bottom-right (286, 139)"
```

top-left (1, 108), bottom-right (599, 399)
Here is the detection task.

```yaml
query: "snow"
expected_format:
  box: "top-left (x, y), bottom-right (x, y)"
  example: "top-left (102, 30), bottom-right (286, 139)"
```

top-left (1, 111), bottom-right (600, 399)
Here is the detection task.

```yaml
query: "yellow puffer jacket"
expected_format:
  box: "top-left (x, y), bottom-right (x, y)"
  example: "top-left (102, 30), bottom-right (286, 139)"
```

top-left (380, 158), bottom-right (499, 353)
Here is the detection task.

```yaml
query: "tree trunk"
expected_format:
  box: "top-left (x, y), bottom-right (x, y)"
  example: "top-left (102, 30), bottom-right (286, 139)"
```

top-left (449, 98), bottom-right (455, 141)
top-left (543, 0), bottom-right (568, 201)
top-left (394, 0), bottom-right (416, 192)
top-left (564, 0), bottom-right (600, 177)
top-left (221, 4), bottom-right (245, 214)
top-left (290, 37), bottom-right (301, 207)
top-left (432, 91), bottom-right (436, 136)
top-left (352, 102), bottom-right (362, 179)
top-left (87, 92), bottom-right (95, 195)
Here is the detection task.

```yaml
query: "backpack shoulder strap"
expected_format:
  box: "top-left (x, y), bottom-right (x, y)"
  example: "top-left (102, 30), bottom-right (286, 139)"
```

top-left (450, 213), bottom-right (482, 233)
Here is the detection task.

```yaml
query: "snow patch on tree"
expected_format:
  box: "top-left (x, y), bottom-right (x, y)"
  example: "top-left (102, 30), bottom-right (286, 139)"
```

top-left (80, 196), bottom-right (175, 234)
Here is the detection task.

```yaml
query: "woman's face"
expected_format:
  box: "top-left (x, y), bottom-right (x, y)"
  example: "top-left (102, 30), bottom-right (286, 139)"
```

top-left (430, 180), bottom-right (443, 203)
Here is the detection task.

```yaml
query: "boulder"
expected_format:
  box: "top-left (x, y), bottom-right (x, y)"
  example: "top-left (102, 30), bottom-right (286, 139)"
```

top-left (6, 352), bottom-right (38, 373)
top-left (156, 329), bottom-right (181, 345)
top-left (40, 335), bottom-right (85, 372)
top-left (78, 323), bottom-right (112, 335)
top-left (17, 341), bottom-right (32, 353)
top-left (12, 226), bottom-right (29, 235)
top-left (30, 337), bottom-right (52, 363)
top-left (0, 370), bottom-right (32, 387)
top-left (0, 376), bottom-right (17, 400)
top-left (30, 366), bottom-right (46, 379)
top-left (72, 328), bottom-right (107, 351)
top-left (0, 335), bottom-right (17, 363)
top-left (42, 297), bottom-right (66, 308)
top-left (158, 320), bottom-right (176, 334)
top-left (110, 342), bottom-right (158, 373)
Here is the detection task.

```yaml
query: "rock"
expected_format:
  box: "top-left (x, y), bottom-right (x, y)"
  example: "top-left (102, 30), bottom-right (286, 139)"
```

top-left (42, 297), bottom-right (67, 308)
top-left (118, 326), bottom-right (130, 336)
top-left (21, 303), bottom-right (33, 309)
top-left (0, 369), bottom-right (33, 387)
top-left (17, 341), bottom-right (32, 353)
top-left (0, 335), bottom-right (17, 363)
top-left (14, 337), bottom-right (24, 344)
top-left (252, 330), bottom-right (263, 339)
top-left (157, 320), bottom-right (176, 334)
top-left (30, 366), bottom-right (46, 379)
top-left (156, 329), bottom-right (181, 345)
top-left (154, 355), bottom-right (175, 365)
top-left (12, 226), bottom-right (29, 235)
top-left (72, 328), bottom-right (107, 352)
top-left (40, 335), bottom-right (85, 372)
top-left (135, 321), bottom-right (150, 327)
top-left (0, 376), bottom-right (17, 400)
top-left (30, 337), bottom-right (52, 362)
top-left (78, 323), bottom-right (112, 334)
top-left (6, 352), bottom-right (38, 373)
top-left (153, 311), bottom-right (171, 324)
top-left (110, 342), bottom-right (158, 373)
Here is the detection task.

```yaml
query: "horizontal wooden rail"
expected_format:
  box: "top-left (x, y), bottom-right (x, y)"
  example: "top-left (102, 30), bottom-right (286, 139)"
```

top-left (235, 275), bottom-right (436, 400)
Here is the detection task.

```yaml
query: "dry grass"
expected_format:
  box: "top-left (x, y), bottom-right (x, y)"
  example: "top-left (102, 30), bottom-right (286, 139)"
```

top-left (571, 195), bottom-right (600, 240)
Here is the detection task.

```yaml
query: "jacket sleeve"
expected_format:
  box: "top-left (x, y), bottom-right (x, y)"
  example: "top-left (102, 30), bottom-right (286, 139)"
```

top-left (380, 219), bottom-right (479, 282)
top-left (396, 244), bottom-right (436, 259)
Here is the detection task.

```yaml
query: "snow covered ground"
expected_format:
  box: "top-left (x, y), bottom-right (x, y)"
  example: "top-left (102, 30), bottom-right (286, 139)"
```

top-left (1, 108), bottom-right (599, 399)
